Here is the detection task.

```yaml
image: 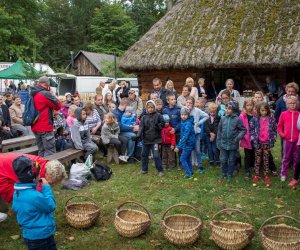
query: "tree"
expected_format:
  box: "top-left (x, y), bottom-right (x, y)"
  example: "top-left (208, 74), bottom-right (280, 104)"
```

top-left (88, 4), bottom-right (137, 56)
top-left (0, 1), bottom-right (41, 62)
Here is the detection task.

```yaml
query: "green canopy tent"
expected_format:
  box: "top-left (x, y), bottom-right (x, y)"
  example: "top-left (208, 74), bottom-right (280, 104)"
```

top-left (0, 59), bottom-right (57, 87)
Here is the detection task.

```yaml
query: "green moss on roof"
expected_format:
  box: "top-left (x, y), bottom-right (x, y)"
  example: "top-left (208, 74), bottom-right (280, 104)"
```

top-left (120, 0), bottom-right (300, 72)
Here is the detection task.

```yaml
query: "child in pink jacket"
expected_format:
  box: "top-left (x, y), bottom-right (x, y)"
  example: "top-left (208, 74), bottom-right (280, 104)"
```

top-left (277, 96), bottom-right (300, 182)
top-left (289, 114), bottom-right (300, 187)
top-left (239, 98), bottom-right (255, 178)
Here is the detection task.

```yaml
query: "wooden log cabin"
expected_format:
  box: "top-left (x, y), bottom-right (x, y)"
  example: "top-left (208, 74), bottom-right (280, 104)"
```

top-left (119, 0), bottom-right (300, 101)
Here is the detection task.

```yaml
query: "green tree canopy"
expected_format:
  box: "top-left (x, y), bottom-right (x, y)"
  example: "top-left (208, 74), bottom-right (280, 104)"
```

top-left (88, 4), bottom-right (138, 56)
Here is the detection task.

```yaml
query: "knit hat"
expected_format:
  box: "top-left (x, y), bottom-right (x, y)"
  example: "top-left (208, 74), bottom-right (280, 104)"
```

top-left (65, 92), bottom-right (72, 97)
top-left (12, 156), bottom-right (40, 183)
top-left (125, 106), bottom-right (134, 113)
top-left (180, 107), bottom-right (190, 116)
top-left (146, 100), bottom-right (156, 109)
top-left (225, 101), bottom-right (237, 111)
top-left (162, 114), bottom-right (170, 122)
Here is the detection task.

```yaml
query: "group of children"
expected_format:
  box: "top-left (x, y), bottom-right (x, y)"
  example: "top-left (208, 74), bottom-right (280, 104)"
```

top-left (133, 89), bottom-right (299, 189)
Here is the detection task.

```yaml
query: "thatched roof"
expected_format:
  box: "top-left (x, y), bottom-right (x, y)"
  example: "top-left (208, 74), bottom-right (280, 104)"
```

top-left (119, 0), bottom-right (300, 72)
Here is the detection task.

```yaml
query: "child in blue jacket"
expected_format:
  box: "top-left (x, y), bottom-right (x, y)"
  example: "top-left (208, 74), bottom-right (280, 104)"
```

top-left (12, 156), bottom-right (57, 250)
top-left (174, 107), bottom-right (195, 179)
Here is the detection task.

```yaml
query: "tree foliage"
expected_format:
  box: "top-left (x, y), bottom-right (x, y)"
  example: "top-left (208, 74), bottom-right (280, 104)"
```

top-left (88, 4), bottom-right (138, 56)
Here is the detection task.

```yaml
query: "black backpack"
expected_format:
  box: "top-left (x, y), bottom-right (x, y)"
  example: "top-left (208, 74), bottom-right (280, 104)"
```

top-left (90, 163), bottom-right (112, 181)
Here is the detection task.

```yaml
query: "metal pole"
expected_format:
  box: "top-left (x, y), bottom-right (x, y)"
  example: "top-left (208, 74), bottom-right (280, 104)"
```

top-left (114, 52), bottom-right (117, 79)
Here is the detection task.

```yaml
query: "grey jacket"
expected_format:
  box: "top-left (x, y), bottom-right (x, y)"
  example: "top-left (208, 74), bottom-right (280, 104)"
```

top-left (71, 108), bottom-right (92, 150)
top-left (217, 114), bottom-right (246, 150)
top-left (101, 122), bottom-right (120, 145)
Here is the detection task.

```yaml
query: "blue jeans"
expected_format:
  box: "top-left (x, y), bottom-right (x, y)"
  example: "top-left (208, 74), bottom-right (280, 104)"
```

top-left (206, 134), bottom-right (220, 163)
top-left (141, 144), bottom-right (163, 172)
top-left (120, 132), bottom-right (136, 158)
top-left (24, 235), bottom-right (57, 250)
top-left (180, 149), bottom-right (193, 177)
top-left (194, 134), bottom-right (203, 169)
top-left (221, 149), bottom-right (236, 177)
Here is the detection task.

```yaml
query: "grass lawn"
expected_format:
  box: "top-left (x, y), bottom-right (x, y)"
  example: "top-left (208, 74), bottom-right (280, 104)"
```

top-left (1, 141), bottom-right (300, 250)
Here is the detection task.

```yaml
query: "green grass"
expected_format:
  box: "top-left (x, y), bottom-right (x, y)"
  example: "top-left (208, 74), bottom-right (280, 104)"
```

top-left (1, 141), bottom-right (300, 250)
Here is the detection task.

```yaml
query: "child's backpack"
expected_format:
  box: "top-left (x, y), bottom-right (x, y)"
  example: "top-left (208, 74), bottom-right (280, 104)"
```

top-left (22, 95), bottom-right (40, 126)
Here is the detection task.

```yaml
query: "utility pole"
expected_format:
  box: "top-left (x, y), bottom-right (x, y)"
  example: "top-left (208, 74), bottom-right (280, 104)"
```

top-left (166, 0), bottom-right (174, 11)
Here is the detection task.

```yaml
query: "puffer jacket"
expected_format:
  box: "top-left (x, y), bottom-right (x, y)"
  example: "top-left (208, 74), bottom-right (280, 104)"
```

top-left (101, 122), bottom-right (120, 144)
top-left (217, 114), bottom-right (246, 150)
top-left (161, 125), bottom-right (176, 145)
top-left (176, 116), bottom-right (195, 151)
top-left (137, 111), bottom-right (164, 144)
top-left (249, 116), bottom-right (277, 148)
top-left (12, 183), bottom-right (56, 240)
top-left (31, 85), bottom-right (61, 133)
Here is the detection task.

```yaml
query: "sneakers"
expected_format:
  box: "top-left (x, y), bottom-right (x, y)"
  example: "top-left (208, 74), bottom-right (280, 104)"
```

top-left (199, 168), bottom-right (205, 174)
top-left (289, 179), bottom-right (299, 187)
top-left (264, 176), bottom-right (271, 183)
top-left (272, 171), bottom-right (279, 177)
top-left (245, 172), bottom-right (251, 178)
top-left (119, 155), bottom-right (128, 163)
top-left (158, 172), bottom-right (164, 177)
top-left (0, 212), bottom-right (8, 223)
top-left (252, 176), bottom-right (259, 182)
top-left (139, 170), bottom-right (148, 175)
top-left (281, 176), bottom-right (286, 182)
top-left (184, 175), bottom-right (193, 180)
top-left (227, 175), bottom-right (232, 182)
top-left (127, 158), bottom-right (136, 164)
top-left (201, 154), bottom-right (208, 159)
top-left (219, 173), bottom-right (227, 180)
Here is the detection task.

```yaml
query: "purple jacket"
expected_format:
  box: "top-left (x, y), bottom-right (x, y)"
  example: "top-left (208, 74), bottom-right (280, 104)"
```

top-left (249, 116), bottom-right (277, 148)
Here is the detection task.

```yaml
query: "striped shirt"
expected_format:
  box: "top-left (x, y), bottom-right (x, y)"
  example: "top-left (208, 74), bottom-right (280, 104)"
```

top-left (85, 109), bottom-right (101, 129)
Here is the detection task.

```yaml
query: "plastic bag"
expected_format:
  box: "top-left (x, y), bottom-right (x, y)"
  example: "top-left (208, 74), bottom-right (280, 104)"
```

top-left (70, 163), bottom-right (90, 179)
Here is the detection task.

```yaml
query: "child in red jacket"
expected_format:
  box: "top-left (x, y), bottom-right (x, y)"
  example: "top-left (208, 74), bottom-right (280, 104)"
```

top-left (161, 114), bottom-right (176, 169)
top-left (278, 96), bottom-right (300, 182)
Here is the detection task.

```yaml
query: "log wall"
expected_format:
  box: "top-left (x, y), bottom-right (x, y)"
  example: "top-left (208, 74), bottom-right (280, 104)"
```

top-left (75, 54), bottom-right (100, 76)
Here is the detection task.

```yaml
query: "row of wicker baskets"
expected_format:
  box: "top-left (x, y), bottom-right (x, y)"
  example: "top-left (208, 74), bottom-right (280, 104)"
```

top-left (64, 196), bottom-right (300, 249)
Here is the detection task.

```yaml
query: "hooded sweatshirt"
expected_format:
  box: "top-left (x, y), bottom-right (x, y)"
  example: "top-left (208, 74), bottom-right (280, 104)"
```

top-left (71, 108), bottom-right (92, 150)
top-left (176, 116), bottom-right (195, 151)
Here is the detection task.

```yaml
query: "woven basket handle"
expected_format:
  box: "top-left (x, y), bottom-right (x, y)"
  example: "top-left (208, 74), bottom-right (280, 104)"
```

top-left (161, 204), bottom-right (200, 220)
top-left (65, 195), bottom-right (98, 207)
top-left (117, 201), bottom-right (152, 221)
top-left (259, 215), bottom-right (300, 232)
top-left (212, 208), bottom-right (251, 224)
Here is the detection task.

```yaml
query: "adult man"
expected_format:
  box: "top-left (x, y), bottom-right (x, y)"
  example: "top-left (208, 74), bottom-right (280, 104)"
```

top-left (127, 89), bottom-right (143, 118)
top-left (31, 76), bottom-right (61, 157)
top-left (9, 95), bottom-right (30, 136)
top-left (93, 94), bottom-right (108, 122)
top-left (72, 95), bottom-right (84, 107)
top-left (0, 95), bottom-right (13, 140)
top-left (108, 80), bottom-right (120, 103)
top-left (148, 78), bottom-right (170, 107)
top-left (95, 79), bottom-right (106, 95)
top-left (113, 98), bottom-right (138, 163)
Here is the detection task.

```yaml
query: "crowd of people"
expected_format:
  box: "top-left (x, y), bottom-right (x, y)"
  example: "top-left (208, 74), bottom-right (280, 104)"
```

top-left (1, 75), bottom-right (300, 249)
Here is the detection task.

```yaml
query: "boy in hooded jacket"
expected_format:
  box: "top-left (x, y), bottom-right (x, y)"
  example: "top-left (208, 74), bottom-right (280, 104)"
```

top-left (71, 107), bottom-right (98, 160)
top-left (12, 156), bottom-right (57, 250)
top-left (217, 101), bottom-right (246, 181)
top-left (137, 100), bottom-right (164, 176)
top-left (174, 107), bottom-right (196, 179)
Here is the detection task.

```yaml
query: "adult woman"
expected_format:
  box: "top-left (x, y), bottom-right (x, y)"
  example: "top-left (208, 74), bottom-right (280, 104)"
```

top-left (58, 95), bottom-right (69, 118)
top-left (217, 79), bottom-right (240, 101)
top-left (165, 80), bottom-right (177, 97)
top-left (197, 78), bottom-right (207, 98)
top-left (0, 153), bottom-right (67, 203)
top-left (104, 91), bottom-right (115, 107)
top-left (185, 77), bottom-right (198, 100)
top-left (115, 80), bottom-right (130, 105)
top-left (84, 102), bottom-right (102, 135)
top-left (177, 85), bottom-right (191, 108)
top-left (275, 82), bottom-right (299, 122)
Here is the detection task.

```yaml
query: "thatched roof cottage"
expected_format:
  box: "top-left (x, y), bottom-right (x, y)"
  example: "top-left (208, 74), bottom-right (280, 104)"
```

top-left (119, 0), bottom-right (300, 99)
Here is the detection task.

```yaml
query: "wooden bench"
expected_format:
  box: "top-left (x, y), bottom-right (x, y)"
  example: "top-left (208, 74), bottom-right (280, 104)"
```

top-left (0, 135), bottom-right (36, 152)
top-left (45, 148), bottom-right (84, 165)
top-left (12, 145), bottom-right (39, 155)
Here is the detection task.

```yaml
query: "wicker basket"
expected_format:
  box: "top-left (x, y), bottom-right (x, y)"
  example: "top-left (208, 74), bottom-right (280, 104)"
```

top-left (209, 208), bottom-right (254, 250)
top-left (259, 215), bottom-right (300, 250)
top-left (65, 195), bottom-right (100, 229)
top-left (114, 201), bottom-right (152, 238)
top-left (160, 204), bottom-right (202, 246)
